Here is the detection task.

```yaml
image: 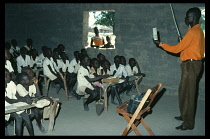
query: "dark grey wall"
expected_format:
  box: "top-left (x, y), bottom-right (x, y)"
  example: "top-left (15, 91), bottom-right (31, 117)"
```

top-left (5, 3), bottom-right (205, 100)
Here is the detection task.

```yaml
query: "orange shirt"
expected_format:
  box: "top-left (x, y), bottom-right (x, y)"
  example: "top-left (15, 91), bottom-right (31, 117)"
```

top-left (92, 36), bottom-right (104, 45)
top-left (162, 24), bottom-right (205, 61)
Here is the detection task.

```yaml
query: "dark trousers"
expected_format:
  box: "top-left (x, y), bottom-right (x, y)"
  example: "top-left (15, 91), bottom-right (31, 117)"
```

top-left (178, 61), bottom-right (202, 129)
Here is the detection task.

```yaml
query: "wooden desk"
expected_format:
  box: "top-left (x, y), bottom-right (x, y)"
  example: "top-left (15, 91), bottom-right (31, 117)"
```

top-left (128, 75), bottom-right (142, 94)
top-left (5, 98), bottom-right (59, 133)
top-left (101, 75), bottom-right (142, 112)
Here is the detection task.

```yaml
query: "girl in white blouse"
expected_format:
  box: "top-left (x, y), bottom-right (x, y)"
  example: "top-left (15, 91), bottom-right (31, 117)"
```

top-left (76, 54), bottom-right (108, 111)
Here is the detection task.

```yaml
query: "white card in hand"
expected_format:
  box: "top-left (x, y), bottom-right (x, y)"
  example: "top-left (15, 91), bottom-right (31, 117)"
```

top-left (153, 27), bottom-right (158, 40)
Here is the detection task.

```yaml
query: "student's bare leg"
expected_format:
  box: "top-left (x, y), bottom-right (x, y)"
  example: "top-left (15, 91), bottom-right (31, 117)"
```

top-left (84, 88), bottom-right (99, 111)
top-left (32, 108), bottom-right (46, 133)
top-left (108, 86), bottom-right (118, 105)
top-left (10, 113), bottom-right (23, 136)
top-left (52, 78), bottom-right (64, 94)
top-left (20, 112), bottom-right (34, 136)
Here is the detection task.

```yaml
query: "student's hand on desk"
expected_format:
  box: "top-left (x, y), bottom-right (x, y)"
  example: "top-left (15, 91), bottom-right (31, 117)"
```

top-left (21, 97), bottom-right (32, 105)
top-left (102, 75), bottom-right (109, 79)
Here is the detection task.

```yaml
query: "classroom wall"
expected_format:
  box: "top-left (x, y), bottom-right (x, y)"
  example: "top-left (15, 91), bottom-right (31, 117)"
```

top-left (5, 3), bottom-right (205, 100)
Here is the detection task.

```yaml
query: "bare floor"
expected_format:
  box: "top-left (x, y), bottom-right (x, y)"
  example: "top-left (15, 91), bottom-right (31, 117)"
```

top-left (6, 84), bottom-right (205, 136)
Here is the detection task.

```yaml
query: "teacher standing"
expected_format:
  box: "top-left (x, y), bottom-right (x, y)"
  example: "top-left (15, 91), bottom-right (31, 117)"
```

top-left (153, 7), bottom-right (205, 130)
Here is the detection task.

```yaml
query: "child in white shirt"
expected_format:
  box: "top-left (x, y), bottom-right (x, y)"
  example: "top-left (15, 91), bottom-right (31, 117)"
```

top-left (5, 48), bottom-right (16, 81)
top-left (29, 49), bottom-right (39, 69)
top-left (16, 47), bottom-right (30, 73)
top-left (43, 48), bottom-right (64, 94)
top-left (60, 51), bottom-right (79, 99)
top-left (125, 58), bottom-right (146, 94)
top-left (76, 54), bottom-right (108, 111)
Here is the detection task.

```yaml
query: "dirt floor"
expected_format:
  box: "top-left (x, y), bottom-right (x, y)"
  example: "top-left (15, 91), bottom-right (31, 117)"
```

top-left (6, 83), bottom-right (205, 136)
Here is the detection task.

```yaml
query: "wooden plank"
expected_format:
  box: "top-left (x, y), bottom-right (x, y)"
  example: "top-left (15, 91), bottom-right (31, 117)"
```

top-left (5, 104), bottom-right (36, 114)
top-left (48, 100), bottom-right (58, 132)
top-left (5, 98), bottom-right (59, 114)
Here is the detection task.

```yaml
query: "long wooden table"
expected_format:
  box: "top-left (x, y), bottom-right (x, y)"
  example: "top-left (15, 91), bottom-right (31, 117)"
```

top-left (5, 98), bottom-right (59, 133)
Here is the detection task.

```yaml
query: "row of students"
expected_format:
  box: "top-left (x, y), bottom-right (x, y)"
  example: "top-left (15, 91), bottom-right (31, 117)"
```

top-left (6, 39), bottom-right (145, 111)
top-left (74, 52), bottom-right (145, 111)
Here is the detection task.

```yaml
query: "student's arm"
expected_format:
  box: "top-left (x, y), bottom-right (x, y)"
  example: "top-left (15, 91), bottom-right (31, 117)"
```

top-left (13, 93), bottom-right (32, 104)
top-left (47, 65), bottom-right (58, 76)
top-left (84, 75), bottom-right (108, 83)
top-left (112, 70), bottom-right (117, 76)
top-left (33, 78), bottom-right (41, 97)
top-left (5, 95), bottom-right (31, 104)
top-left (102, 37), bottom-right (105, 45)
top-left (5, 96), bottom-right (19, 104)
top-left (90, 38), bottom-right (94, 47)
top-left (135, 62), bottom-right (145, 77)
top-left (10, 72), bottom-right (16, 82)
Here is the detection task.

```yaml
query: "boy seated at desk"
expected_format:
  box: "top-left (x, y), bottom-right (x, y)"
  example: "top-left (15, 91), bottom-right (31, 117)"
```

top-left (21, 67), bottom-right (54, 133)
top-left (76, 54), bottom-right (108, 111)
top-left (5, 68), bottom-right (34, 136)
top-left (5, 48), bottom-right (16, 83)
top-left (16, 70), bottom-right (53, 134)
top-left (125, 58), bottom-right (146, 94)
top-left (110, 55), bottom-right (129, 105)
top-left (67, 51), bottom-right (80, 89)
top-left (29, 49), bottom-right (39, 70)
top-left (16, 47), bottom-right (31, 73)
top-left (43, 48), bottom-right (64, 94)
top-left (101, 59), bottom-right (119, 105)
top-left (60, 51), bottom-right (80, 99)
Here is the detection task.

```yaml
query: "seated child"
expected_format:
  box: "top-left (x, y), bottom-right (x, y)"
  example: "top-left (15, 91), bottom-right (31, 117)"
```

top-left (97, 53), bottom-right (106, 73)
top-left (76, 54), bottom-right (108, 111)
top-left (16, 69), bottom-right (53, 134)
top-left (5, 48), bottom-right (16, 82)
top-left (68, 51), bottom-right (80, 74)
top-left (101, 59), bottom-right (118, 105)
top-left (29, 49), bottom-right (39, 70)
top-left (67, 51), bottom-right (81, 98)
top-left (43, 48), bottom-right (64, 94)
top-left (16, 47), bottom-right (30, 73)
top-left (37, 46), bottom-right (48, 68)
top-left (21, 67), bottom-right (54, 133)
top-left (103, 36), bottom-right (114, 48)
top-left (125, 58), bottom-right (146, 93)
top-left (60, 52), bottom-right (80, 99)
top-left (5, 68), bottom-right (34, 136)
top-left (90, 58), bottom-right (102, 77)
top-left (118, 56), bottom-right (130, 96)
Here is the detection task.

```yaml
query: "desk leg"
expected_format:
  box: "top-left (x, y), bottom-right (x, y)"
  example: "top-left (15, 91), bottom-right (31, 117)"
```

top-left (114, 85), bottom-right (122, 105)
top-left (102, 84), bottom-right (111, 112)
top-left (48, 100), bottom-right (58, 132)
top-left (135, 80), bottom-right (140, 94)
top-left (103, 86), bottom-right (108, 111)
top-left (135, 77), bottom-right (142, 94)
